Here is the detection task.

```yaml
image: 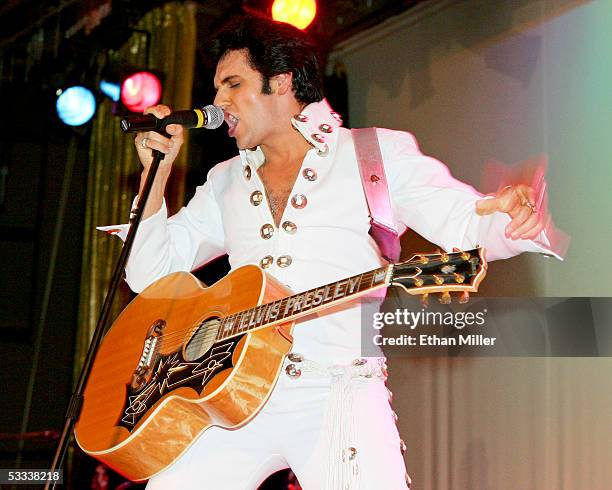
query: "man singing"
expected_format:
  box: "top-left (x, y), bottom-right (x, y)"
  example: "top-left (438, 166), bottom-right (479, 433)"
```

top-left (107, 14), bottom-right (558, 490)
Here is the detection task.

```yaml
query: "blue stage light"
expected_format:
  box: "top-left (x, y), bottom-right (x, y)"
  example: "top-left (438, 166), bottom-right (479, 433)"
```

top-left (56, 86), bottom-right (97, 126)
top-left (100, 80), bottom-right (121, 102)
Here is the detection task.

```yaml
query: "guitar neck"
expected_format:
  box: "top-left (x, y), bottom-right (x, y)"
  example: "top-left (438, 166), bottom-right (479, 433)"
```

top-left (216, 265), bottom-right (392, 341)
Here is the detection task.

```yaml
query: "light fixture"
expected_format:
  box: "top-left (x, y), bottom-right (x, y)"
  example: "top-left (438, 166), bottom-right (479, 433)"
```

top-left (99, 80), bottom-right (121, 102)
top-left (271, 0), bottom-right (317, 30)
top-left (56, 86), bottom-right (97, 126)
top-left (120, 71), bottom-right (162, 113)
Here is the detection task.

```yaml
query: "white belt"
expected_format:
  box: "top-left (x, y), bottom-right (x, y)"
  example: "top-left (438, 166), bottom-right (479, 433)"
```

top-left (283, 354), bottom-right (389, 490)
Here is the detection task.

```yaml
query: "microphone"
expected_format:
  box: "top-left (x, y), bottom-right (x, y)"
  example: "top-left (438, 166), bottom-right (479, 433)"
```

top-left (120, 105), bottom-right (224, 133)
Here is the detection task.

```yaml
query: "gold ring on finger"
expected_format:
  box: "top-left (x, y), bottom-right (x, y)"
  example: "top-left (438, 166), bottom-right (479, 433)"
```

top-left (523, 201), bottom-right (537, 213)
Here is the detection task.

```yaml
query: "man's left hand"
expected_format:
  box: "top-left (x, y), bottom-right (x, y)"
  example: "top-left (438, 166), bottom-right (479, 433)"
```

top-left (475, 184), bottom-right (547, 240)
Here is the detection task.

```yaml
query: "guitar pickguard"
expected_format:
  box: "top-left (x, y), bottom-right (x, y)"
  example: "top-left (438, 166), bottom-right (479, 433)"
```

top-left (118, 337), bottom-right (242, 430)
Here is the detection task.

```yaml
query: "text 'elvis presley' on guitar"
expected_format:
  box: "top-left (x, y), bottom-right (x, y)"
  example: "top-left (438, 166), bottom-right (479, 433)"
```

top-left (74, 248), bottom-right (487, 481)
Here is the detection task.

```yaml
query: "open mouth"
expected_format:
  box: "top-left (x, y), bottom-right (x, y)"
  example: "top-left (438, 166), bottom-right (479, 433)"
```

top-left (225, 112), bottom-right (239, 137)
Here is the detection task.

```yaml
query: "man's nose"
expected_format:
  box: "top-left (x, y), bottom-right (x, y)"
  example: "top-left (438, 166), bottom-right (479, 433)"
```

top-left (213, 90), bottom-right (227, 109)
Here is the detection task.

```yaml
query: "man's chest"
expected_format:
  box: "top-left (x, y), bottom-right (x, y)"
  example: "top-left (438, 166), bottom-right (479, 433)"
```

top-left (257, 165), bottom-right (302, 227)
top-left (214, 146), bottom-right (375, 262)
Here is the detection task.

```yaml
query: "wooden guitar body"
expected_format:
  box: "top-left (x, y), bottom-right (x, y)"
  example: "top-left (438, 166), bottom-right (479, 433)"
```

top-left (74, 265), bottom-right (294, 481)
top-left (74, 248), bottom-right (486, 481)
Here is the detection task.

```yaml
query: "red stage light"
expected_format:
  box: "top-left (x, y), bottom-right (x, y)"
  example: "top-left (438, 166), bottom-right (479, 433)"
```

top-left (272, 0), bottom-right (317, 30)
top-left (120, 71), bottom-right (162, 113)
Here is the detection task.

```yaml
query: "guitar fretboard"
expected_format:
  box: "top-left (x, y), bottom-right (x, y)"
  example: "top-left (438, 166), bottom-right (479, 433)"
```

top-left (215, 265), bottom-right (390, 341)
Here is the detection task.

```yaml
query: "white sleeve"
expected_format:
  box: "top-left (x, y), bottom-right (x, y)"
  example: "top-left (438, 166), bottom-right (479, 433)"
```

top-left (97, 172), bottom-right (226, 293)
top-left (379, 129), bottom-right (561, 261)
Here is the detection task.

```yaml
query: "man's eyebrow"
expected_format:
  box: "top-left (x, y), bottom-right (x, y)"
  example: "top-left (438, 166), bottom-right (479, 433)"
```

top-left (214, 75), bottom-right (239, 90)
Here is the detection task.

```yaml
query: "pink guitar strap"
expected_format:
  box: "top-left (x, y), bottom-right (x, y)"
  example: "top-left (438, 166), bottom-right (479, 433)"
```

top-left (351, 127), bottom-right (401, 263)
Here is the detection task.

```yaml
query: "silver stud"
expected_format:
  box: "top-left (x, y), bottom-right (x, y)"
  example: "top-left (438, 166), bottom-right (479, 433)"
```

top-left (330, 111), bottom-right (343, 124)
top-left (311, 133), bottom-right (325, 144)
top-left (400, 439), bottom-right (407, 454)
top-left (277, 255), bottom-right (292, 268)
top-left (250, 190), bottom-right (263, 206)
top-left (294, 114), bottom-right (308, 123)
top-left (282, 221), bottom-right (297, 234)
top-left (319, 123), bottom-right (333, 133)
top-left (260, 224), bottom-right (274, 239)
top-left (244, 165), bottom-right (251, 180)
top-left (352, 358), bottom-right (367, 366)
top-left (347, 447), bottom-right (357, 460)
top-left (260, 255), bottom-right (273, 269)
top-left (287, 352), bottom-right (304, 362)
top-left (291, 194), bottom-right (307, 209)
top-left (285, 363), bottom-right (301, 378)
top-left (317, 144), bottom-right (329, 157)
top-left (302, 168), bottom-right (317, 181)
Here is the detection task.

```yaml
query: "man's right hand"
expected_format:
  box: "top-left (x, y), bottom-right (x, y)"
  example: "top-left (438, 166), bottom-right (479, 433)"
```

top-left (134, 105), bottom-right (185, 173)
top-left (134, 104), bottom-right (185, 219)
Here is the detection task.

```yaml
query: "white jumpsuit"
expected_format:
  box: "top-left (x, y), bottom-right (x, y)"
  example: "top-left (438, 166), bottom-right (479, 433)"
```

top-left (102, 99), bottom-right (556, 489)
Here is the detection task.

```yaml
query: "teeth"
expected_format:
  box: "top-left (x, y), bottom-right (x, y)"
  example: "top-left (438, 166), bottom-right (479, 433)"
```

top-left (229, 114), bottom-right (238, 123)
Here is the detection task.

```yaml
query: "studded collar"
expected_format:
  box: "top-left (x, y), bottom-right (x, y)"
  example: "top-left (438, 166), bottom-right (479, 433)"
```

top-left (239, 98), bottom-right (343, 169)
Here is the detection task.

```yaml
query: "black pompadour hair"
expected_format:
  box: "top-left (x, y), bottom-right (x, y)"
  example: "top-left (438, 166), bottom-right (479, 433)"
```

top-left (210, 15), bottom-right (325, 105)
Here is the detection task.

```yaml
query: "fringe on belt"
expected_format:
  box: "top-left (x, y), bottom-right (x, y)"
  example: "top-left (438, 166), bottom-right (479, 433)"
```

top-left (282, 355), bottom-right (388, 490)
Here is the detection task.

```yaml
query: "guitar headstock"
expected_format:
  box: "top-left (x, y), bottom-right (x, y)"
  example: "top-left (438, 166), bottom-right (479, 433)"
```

top-left (390, 248), bottom-right (487, 305)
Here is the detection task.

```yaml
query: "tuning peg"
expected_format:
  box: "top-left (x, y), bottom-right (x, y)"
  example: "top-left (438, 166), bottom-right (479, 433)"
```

top-left (420, 293), bottom-right (429, 308)
top-left (453, 273), bottom-right (465, 284)
top-left (413, 277), bottom-right (424, 287)
top-left (418, 255), bottom-right (429, 264)
top-left (459, 291), bottom-right (470, 304)
top-left (461, 252), bottom-right (471, 261)
top-left (440, 253), bottom-right (450, 263)
top-left (433, 275), bottom-right (444, 285)
top-left (438, 291), bottom-right (452, 304)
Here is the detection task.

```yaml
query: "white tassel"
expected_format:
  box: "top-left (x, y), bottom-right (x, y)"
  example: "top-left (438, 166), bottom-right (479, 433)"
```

top-left (286, 356), bottom-right (387, 490)
top-left (323, 371), bottom-right (360, 490)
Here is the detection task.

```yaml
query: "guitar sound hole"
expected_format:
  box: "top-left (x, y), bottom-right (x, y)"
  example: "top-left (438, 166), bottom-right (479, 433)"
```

top-left (184, 317), bottom-right (221, 361)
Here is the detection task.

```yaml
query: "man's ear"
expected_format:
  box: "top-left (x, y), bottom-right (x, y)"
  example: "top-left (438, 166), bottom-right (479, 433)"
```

top-left (271, 72), bottom-right (293, 95)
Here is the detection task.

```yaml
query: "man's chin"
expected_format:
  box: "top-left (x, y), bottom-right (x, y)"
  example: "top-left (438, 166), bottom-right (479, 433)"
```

top-left (235, 138), bottom-right (257, 151)
top-left (233, 135), bottom-right (244, 148)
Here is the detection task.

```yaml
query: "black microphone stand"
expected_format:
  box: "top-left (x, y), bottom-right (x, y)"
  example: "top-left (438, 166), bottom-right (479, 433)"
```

top-left (45, 145), bottom-right (166, 489)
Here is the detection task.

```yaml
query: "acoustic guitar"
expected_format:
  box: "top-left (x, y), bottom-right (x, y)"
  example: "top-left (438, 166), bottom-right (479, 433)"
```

top-left (74, 248), bottom-right (486, 480)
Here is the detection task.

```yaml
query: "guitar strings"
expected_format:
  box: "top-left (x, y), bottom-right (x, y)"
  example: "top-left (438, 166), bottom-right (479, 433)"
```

top-left (165, 270), bottom-right (475, 356)
top-left (124, 265), bottom-right (471, 356)
top-left (142, 254), bottom-right (456, 349)
top-left (114, 253), bottom-right (475, 363)
top-left (136, 272), bottom-right (381, 365)
top-left (102, 255), bottom-right (479, 391)
top-left (155, 270), bottom-right (377, 349)
top-left (123, 270), bottom-right (381, 355)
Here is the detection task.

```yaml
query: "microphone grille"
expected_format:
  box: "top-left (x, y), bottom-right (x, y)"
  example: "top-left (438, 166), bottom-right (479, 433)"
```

top-left (203, 105), bottom-right (224, 129)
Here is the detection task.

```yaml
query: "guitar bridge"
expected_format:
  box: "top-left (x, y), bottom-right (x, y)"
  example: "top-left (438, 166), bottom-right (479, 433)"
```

top-left (131, 319), bottom-right (165, 391)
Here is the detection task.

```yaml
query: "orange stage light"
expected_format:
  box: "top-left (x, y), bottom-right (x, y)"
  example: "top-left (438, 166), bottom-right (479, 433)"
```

top-left (271, 0), bottom-right (317, 30)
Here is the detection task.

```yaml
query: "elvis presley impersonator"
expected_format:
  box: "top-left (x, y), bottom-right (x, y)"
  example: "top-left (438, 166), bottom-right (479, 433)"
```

top-left (101, 14), bottom-right (561, 490)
